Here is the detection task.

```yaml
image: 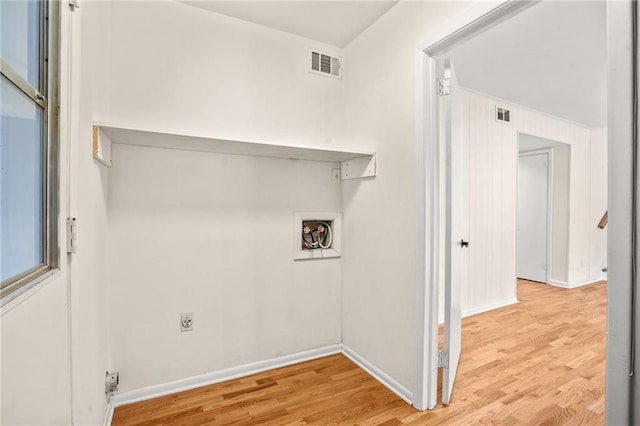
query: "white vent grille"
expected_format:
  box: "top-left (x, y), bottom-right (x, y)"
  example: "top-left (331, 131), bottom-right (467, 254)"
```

top-left (496, 106), bottom-right (511, 123)
top-left (310, 50), bottom-right (341, 79)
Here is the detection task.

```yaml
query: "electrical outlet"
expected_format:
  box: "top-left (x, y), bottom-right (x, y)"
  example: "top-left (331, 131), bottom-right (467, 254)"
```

top-left (332, 168), bottom-right (341, 183)
top-left (180, 312), bottom-right (193, 332)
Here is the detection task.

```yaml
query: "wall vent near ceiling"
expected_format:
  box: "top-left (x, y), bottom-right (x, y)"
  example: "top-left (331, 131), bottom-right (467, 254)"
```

top-left (310, 50), bottom-right (341, 79)
top-left (496, 106), bottom-right (511, 124)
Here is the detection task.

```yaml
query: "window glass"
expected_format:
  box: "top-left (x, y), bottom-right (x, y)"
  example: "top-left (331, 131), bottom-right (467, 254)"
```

top-left (0, 1), bottom-right (41, 89)
top-left (0, 75), bottom-right (44, 282)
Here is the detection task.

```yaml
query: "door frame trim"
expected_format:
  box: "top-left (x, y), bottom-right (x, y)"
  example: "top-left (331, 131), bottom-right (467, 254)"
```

top-left (605, 1), bottom-right (636, 422)
top-left (517, 148), bottom-right (554, 285)
top-left (413, 0), bottom-right (540, 411)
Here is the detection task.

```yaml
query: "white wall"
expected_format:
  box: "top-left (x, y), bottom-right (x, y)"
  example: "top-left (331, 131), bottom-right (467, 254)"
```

top-left (463, 89), bottom-right (606, 310)
top-left (590, 127), bottom-right (608, 278)
top-left (517, 133), bottom-right (571, 283)
top-left (341, 0), bottom-right (608, 403)
top-left (1, 4), bottom-right (73, 425)
top-left (104, 1), bottom-right (344, 149)
top-left (464, 90), bottom-right (519, 310)
top-left (0, 276), bottom-right (71, 425)
top-left (517, 101), bottom-right (605, 285)
top-left (93, 1), bottom-right (345, 393)
top-left (341, 1), bottom-right (478, 395)
top-left (69, 2), bottom-right (113, 423)
top-left (551, 144), bottom-right (570, 282)
top-left (108, 144), bottom-right (342, 392)
top-left (0, 1), bottom-right (612, 422)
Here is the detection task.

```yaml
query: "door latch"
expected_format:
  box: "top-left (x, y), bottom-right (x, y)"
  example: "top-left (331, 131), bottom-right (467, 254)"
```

top-left (460, 239), bottom-right (469, 248)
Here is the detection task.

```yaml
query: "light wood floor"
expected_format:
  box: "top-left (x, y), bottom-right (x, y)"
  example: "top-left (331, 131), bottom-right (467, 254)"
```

top-left (112, 279), bottom-right (606, 425)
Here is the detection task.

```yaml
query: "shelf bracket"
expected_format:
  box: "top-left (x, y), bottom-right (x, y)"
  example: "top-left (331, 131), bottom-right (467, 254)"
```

top-left (92, 125), bottom-right (112, 167)
top-left (341, 154), bottom-right (376, 181)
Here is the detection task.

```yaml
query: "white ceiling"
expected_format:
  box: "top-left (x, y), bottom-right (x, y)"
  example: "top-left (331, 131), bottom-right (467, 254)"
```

top-left (448, 1), bottom-right (607, 128)
top-left (181, 1), bottom-right (398, 48)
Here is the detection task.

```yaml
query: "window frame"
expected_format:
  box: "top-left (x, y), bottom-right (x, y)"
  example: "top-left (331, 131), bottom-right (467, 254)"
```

top-left (0, 0), bottom-right (60, 301)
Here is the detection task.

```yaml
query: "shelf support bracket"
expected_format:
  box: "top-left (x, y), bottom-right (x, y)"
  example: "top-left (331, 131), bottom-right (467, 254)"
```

top-left (341, 154), bottom-right (376, 181)
top-left (92, 125), bottom-right (112, 167)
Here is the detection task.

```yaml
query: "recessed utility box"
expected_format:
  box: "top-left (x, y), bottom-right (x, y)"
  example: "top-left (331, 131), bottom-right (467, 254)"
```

top-left (294, 212), bottom-right (342, 260)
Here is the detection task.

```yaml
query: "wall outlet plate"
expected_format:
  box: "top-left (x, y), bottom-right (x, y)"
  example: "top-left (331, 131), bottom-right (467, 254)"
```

top-left (180, 312), bottom-right (193, 332)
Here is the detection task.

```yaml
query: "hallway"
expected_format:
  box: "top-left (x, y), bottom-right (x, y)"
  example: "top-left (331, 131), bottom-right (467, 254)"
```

top-left (433, 279), bottom-right (606, 424)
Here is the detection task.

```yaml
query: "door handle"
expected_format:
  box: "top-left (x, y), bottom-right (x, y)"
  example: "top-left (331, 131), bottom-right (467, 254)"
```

top-left (460, 239), bottom-right (469, 248)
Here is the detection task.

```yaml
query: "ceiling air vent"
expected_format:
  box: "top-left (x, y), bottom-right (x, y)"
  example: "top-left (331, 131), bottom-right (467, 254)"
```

top-left (496, 106), bottom-right (511, 124)
top-left (310, 50), bottom-right (341, 79)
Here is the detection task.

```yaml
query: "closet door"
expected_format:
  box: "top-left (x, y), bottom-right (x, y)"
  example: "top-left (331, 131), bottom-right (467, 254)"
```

top-left (517, 152), bottom-right (550, 283)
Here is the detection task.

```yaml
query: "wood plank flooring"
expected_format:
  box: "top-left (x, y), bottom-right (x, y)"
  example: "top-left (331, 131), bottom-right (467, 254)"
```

top-left (112, 279), bottom-right (606, 425)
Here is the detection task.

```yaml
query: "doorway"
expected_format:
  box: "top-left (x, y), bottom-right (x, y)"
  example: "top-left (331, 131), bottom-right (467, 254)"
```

top-left (416, 0), bottom-right (609, 418)
top-left (517, 150), bottom-right (551, 283)
top-left (516, 134), bottom-right (573, 287)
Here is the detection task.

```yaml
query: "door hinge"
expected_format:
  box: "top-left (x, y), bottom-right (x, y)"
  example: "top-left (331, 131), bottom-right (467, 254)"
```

top-left (69, 0), bottom-right (79, 10)
top-left (438, 351), bottom-right (449, 368)
top-left (67, 218), bottom-right (78, 254)
top-left (438, 78), bottom-right (451, 96)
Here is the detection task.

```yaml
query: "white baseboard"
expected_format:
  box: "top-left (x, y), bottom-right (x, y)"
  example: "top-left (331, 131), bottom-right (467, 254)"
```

top-left (439, 297), bottom-right (519, 324)
top-left (110, 344), bottom-right (341, 409)
top-left (103, 396), bottom-right (115, 426)
top-left (103, 343), bottom-right (413, 425)
top-left (462, 297), bottom-right (519, 318)
top-left (549, 278), bottom-right (605, 289)
top-left (341, 344), bottom-right (413, 404)
top-left (549, 279), bottom-right (570, 288)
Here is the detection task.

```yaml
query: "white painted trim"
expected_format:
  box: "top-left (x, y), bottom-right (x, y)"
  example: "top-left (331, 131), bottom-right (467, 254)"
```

top-left (103, 344), bottom-right (418, 425)
top-left (0, 269), bottom-right (61, 312)
top-left (414, 0), bottom-right (539, 412)
top-left (549, 278), bottom-right (605, 289)
top-left (414, 47), bottom-right (428, 412)
top-left (341, 345), bottom-right (413, 405)
top-left (414, 5), bottom-right (510, 409)
top-left (110, 344), bottom-right (341, 409)
top-left (438, 297), bottom-right (519, 324)
top-left (416, 1), bottom-right (538, 54)
top-left (548, 279), bottom-right (570, 288)
top-left (413, 51), bottom-right (440, 411)
top-left (605, 2), bottom-right (635, 421)
top-left (462, 297), bottom-right (519, 318)
top-left (103, 397), bottom-right (115, 426)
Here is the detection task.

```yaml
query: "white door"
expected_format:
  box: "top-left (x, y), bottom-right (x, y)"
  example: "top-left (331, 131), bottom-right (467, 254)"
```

top-left (442, 58), bottom-right (468, 405)
top-left (517, 152), bottom-right (549, 283)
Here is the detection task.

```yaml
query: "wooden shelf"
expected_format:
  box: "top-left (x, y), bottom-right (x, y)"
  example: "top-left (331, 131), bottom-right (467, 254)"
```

top-left (92, 124), bottom-right (376, 180)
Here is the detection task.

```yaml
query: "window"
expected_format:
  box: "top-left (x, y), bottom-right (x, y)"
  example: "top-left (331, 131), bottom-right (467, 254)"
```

top-left (0, 0), bottom-right (59, 301)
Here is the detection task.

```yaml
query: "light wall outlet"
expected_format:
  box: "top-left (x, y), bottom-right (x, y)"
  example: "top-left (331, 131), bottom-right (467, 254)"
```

top-left (180, 312), bottom-right (193, 332)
